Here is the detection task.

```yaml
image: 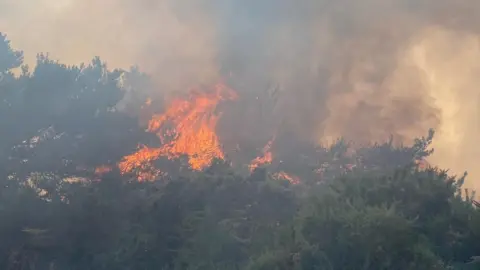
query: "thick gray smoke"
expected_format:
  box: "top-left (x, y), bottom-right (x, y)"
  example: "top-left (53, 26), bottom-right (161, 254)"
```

top-left (1, 0), bottom-right (480, 189)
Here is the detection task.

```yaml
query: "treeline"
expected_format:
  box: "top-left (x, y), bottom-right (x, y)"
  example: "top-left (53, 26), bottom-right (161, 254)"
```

top-left (1, 33), bottom-right (480, 269)
top-left (2, 161), bottom-right (480, 269)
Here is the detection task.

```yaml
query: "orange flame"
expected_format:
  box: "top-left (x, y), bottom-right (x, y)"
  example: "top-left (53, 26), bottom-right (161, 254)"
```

top-left (94, 165), bottom-right (112, 175)
top-left (273, 171), bottom-right (300, 185)
top-left (416, 157), bottom-right (431, 171)
top-left (119, 145), bottom-right (160, 170)
top-left (118, 146), bottom-right (164, 181)
top-left (249, 136), bottom-right (275, 171)
top-left (118, 83), bottom-right (237, 179)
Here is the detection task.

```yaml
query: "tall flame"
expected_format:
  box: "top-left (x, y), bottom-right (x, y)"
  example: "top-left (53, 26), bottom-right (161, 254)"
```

top-left (118, 83), bottom-right (237, 179)
top-left (249, 135), bottom-right (275, 171)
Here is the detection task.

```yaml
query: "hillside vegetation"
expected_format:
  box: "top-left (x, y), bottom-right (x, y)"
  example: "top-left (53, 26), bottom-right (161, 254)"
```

top-left (1, 33), bottom-right (480, 270)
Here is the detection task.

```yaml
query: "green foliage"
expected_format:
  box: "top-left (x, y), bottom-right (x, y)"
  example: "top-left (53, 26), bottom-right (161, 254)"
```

top-left (2, 158), bottom-right (480, 269)
top-left (0, 43), bottom-right (147, 181)
top-left (0, 33), bottom-right (23, 73)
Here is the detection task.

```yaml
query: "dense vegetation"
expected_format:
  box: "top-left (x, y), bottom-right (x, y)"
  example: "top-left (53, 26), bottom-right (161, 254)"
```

top-left (1, 32), bottom-right (480, 270)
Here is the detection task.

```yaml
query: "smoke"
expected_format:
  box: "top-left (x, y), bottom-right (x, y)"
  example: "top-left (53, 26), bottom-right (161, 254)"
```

top-left (1, 0), bottom-right (480, 189)
top-left (411, 27), bottom-right (480, 189)
top-left (0, 0), bottom-right (219, 91)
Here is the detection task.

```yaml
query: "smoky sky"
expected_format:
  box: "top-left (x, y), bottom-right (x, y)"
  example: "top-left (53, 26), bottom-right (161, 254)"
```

top-left (1, 0), bottom-right (480, 189)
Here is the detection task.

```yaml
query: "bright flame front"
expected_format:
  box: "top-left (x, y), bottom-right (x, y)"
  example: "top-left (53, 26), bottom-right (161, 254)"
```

top-left (118, 83), bottom-right (237, 180)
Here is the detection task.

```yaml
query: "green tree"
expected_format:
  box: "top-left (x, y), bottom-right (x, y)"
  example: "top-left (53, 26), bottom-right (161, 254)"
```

top-left (0, 34), bottom-right (149, 181)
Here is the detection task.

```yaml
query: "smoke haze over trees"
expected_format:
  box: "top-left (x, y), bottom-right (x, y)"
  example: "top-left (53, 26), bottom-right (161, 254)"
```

top-left (2, 0), bottom-right (480, 191)
top-left (1, 31), bottom-right (480, 269)
top-left (1, 0), bottom-right (480, 268)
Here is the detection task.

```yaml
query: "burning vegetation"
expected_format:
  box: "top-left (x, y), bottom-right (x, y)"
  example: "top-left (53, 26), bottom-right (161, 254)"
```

top-left (115, 78), bottom-right (424, 184)
top-left (119, 83), bottom-right (238, 180)
top-left (116, 81), bottom-right (327, 183)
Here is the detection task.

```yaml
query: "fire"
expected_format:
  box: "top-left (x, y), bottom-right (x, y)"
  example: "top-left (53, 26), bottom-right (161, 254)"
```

top-left (118, 146), bottom-right (164, 181)
top-left (273, 171), bottom-right (300, 185)
top-left (249, 136), bottom-right (300, 185)
top-left (119, 145), bottom-right (161, 171)
top-left (249, 136), bottom-right (275, 171)
top-left (118, 83), bottom-right (237, 179)
top-left (148, 83), bottom-right (237, 170)
top-left (94, 165), bottom-right (112, 175)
